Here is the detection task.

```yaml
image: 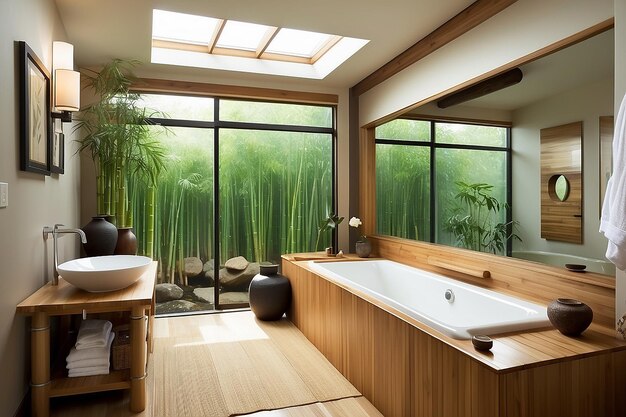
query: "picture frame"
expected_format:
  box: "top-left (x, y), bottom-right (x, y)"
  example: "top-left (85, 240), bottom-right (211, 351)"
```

top-left (599, 115), bottom-right (614, 213)
top-left (19, 41), bottom-right (51, 175)
top-left (51, 118), bottom-right (64, 174)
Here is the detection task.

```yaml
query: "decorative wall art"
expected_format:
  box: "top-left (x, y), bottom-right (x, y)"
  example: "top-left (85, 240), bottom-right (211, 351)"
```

top-left (540, 121), bottom-right (583, 244)
top-left (19, 41), bottom-right (51, 175)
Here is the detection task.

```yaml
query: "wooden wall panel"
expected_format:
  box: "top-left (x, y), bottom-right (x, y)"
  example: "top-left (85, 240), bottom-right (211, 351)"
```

top-left (370, 235), bottom-right (615, 328)
top-left (540, 121), bottom-right (584, 243)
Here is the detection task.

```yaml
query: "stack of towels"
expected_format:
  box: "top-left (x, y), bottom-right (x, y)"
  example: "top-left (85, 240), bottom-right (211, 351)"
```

top-left (66, 319), bottom-right (115, 377)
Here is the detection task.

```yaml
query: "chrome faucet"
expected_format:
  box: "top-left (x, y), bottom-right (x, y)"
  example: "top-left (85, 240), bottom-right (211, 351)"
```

top-left (43, 224), bottom-right (87, 285)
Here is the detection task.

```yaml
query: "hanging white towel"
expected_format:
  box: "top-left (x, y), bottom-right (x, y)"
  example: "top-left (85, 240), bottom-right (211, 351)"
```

top-left (75, 319), bottom-right (112, 350)
top-left (600, 93), bottom-right (626, 270)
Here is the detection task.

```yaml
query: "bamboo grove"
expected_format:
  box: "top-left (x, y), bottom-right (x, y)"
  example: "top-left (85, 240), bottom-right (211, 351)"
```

top-left (129, 98), bottom-right (333, 284)
top-left (375, 119), bottom-right (509, 253)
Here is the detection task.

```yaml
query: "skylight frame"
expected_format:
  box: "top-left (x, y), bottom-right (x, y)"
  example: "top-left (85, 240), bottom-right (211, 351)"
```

top-left (152, 10), bottom-right (346, 65)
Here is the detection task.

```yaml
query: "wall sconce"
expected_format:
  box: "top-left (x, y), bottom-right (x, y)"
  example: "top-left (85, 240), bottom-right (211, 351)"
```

top-left (51, 41), bottom-right (80, 123)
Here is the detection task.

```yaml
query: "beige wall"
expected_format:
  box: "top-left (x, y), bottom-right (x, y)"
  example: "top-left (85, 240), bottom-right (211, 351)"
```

top-left (0, 0), bottom-right (81, 415)
top-left (511, 77), bottom-right (613, 259)
top-left (359, 0), bottom-right (614, 126)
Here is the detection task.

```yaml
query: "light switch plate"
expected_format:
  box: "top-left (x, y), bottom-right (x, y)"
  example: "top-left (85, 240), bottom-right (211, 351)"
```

top-left (0, 182), bottom-right (8, 208)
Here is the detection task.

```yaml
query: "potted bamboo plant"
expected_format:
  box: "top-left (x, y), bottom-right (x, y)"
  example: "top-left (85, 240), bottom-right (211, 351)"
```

top-left (76, 59), bottom-right (165, 257)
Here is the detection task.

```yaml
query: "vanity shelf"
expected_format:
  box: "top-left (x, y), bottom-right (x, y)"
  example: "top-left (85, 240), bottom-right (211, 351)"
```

top-left (50, 369), bottom-right (131, 397)
top-left (16, 261), bottom-right (157, 417)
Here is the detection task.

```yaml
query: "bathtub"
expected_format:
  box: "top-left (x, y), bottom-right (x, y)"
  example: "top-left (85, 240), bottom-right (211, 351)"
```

top-left (307, 260), bottom-right (550, 340)
top-left (512, 250), bottom-right (615, 275)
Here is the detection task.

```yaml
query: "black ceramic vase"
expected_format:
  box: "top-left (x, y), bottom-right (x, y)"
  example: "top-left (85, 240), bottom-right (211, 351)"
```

top-left (249, 264), bottom-right (292, 321)
top-left (355, 239), bottom-right (372, 258)
top-left (547, 298), bottom-right (593, 336)
top-left (114, 227), bottom-right (138, 255)
top-left (82, 216), bottom-right (118, 257)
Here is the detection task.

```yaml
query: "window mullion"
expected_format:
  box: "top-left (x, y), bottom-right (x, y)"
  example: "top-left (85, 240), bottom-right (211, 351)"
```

top-left (208, 19), bottom-right (226, 54)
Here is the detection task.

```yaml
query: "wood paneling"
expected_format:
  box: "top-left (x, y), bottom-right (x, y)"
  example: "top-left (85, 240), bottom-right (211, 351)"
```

top-left (131, 78), bottom-right (338, 105)
top-left (540, 122), bottom-right (583, 243)
top-left (351, 0), bottom-right (518, 96)
top-left (283, 258), bottom-right (626, 417)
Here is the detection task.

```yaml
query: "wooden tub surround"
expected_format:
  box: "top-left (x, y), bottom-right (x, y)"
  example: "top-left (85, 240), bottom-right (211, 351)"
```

top-left (282, 251), bottom-right (626, 417)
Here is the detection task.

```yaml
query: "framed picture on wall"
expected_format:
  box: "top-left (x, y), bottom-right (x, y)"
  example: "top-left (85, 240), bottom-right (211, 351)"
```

top-left (599, 115), bottom-right (614, 213)
top-left (51, 118), bottom-right (64, 174)
top-left (19, 41), bottom-right (51, 175)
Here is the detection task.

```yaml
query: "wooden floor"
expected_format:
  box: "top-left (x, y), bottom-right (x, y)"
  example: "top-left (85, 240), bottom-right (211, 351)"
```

top-left (50, 312), bottom-right (382, 417)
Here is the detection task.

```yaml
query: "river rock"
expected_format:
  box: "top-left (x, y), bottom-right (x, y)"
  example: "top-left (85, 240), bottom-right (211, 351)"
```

top-left (193, 287), bottom-right (214, 303)
top-left (155, 283), bottom-right (184, 302)
top-left (203, 259), bottom-right (215, 273)
top-left (225, 256), bottom-right (249, 271)
top-left (156, 299), bottom-right (203, 314)
top-left (220, 262), bottom-right (260, 288)
top-left (220, 291), bottom-right (250, 304)
top-left (184, 257), bottom-right (203, 276)
top-left (193, 287), bottom-right (248, 305)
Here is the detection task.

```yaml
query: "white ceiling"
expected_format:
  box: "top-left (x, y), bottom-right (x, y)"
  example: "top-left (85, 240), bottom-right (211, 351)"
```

top-left (54, 0), bottom-right (475, 89)
top-left (457, 29), bottom-right (614, 111)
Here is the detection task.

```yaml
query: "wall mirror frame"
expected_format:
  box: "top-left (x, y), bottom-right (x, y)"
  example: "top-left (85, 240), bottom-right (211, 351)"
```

top-left (358, 19), bottom-right (615, 277)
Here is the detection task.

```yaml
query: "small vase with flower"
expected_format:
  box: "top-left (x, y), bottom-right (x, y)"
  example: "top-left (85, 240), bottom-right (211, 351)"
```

top-left (350, 217), bottom-right (371, 258)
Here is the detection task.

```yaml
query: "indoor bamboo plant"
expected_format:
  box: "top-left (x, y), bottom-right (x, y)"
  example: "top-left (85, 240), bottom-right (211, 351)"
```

top-left (76, 59), bottom-right (166, 256)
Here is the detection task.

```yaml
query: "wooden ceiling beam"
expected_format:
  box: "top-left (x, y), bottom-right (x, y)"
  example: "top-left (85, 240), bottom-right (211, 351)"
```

top-left (351, 0), bottom-right (518, 97)
top-left (436, 67), bottom-right (523, 108)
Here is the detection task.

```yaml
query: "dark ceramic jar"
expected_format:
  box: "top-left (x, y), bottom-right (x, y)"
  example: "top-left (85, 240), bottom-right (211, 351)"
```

top-left (249, 264), bottom-right (292, 321)
top-left (82, 216), bottom-right (118, 257)
top-left (547, 298), bottom-right (593, 336)
top-left (114, 227), bottom-right (137, 255)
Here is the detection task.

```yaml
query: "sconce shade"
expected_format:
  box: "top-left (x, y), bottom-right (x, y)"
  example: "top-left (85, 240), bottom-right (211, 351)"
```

top-left (53, 41), bottom-right (74, 71)
top-left (54, 69), bottom-right (80, 111)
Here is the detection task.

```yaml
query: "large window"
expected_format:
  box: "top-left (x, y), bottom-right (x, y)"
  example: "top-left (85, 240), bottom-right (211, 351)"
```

top-left (133, 95), bottom-right (335, 313)
top-left (375, 118), bottom-right (510, 254)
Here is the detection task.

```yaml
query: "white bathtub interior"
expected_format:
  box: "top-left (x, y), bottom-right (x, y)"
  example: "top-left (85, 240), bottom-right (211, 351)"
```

top-left (308, 260), bottom-right (551, 340)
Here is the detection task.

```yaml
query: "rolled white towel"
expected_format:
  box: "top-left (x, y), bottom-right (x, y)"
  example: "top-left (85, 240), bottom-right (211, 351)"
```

top-left (76, 320), bottom-right (112, 350)
top-left (67, 331), bottom-right (115, 363)
top-left (68, 365), bottom-right (110, 377)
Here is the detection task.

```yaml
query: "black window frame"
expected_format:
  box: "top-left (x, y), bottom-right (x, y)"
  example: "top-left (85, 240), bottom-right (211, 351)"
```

top-left (142, 93), bottom-right (337, 309)
top-left (375, 117), bottom-right (513, 255)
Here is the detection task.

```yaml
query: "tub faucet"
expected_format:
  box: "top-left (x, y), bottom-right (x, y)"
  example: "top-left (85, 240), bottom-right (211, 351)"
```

top-left (43, 224), bottom-right (87, 286)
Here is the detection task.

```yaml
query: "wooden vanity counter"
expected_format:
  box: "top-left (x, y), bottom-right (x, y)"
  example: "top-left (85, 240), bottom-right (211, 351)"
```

top-left (16, 261), bottom-right (157, 417)
top-left (282, 253), bottom-right (626, 417)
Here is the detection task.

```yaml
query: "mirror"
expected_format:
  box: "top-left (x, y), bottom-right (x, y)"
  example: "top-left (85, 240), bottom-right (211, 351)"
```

top-left (374, 28), bottom-right (615, 275)
top-left (553, 175), bottom-right (570, 202)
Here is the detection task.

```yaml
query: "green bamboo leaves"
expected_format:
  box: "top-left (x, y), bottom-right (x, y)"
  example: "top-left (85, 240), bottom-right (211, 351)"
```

top-left (444, 182), bottom-right (521, 254)
top-left (75, 60), bottom-right (166, 257)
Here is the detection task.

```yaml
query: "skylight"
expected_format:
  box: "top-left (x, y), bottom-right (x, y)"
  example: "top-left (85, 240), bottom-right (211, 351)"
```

top-left (152, 10), bottom-right (220, 45)
top-left (265, 29), bottom-right (333, 58)
top-left (150, 9), bottom-right (369, 79)
top-left (215, 20), bottom-right (271, 51)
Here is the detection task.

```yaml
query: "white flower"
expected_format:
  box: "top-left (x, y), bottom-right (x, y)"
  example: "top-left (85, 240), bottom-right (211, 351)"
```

top-left (349, 217), bottom-right (362, 228)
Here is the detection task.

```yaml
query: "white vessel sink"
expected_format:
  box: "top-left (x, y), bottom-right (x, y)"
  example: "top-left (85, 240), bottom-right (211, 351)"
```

top-left (57, 255), bottom-right (152, 292)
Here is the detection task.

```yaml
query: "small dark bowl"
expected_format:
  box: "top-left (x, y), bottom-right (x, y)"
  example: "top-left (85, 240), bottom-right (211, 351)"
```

top-left (472, 335), bottom-right (493, 351)
top-left (565, 263), bottom-right (586, 272)
top-left (259, 264), bottom-right (279, 276)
